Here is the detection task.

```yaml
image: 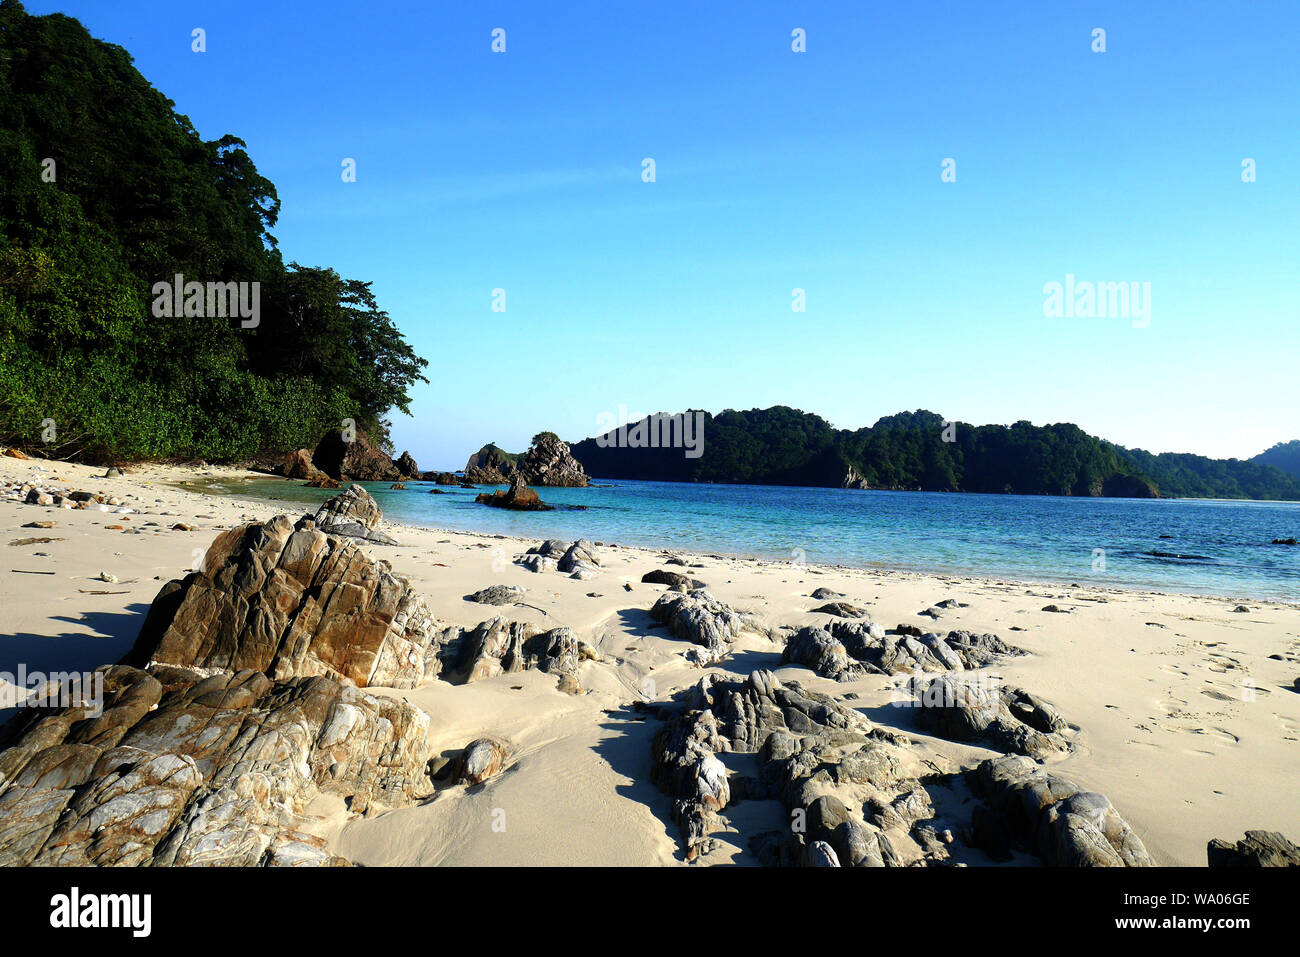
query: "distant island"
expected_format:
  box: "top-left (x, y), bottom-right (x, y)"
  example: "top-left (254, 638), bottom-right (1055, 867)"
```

top-left (561, 407), bottom-right (1300, 501)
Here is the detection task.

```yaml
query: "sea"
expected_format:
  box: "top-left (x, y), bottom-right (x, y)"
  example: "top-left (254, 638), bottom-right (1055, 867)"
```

top-left (211, 477), bottom-right (1300, 603)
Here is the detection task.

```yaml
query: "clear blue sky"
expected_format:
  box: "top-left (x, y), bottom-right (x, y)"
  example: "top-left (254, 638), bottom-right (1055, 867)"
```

top-left (28, 0), bottom-right (1300, 467)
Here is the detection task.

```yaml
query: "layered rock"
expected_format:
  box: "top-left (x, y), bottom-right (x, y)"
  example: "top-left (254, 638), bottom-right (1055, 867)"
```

top-left (128, 513), bottom-right (436, 689)
top-left (968, 755), bottom-right (1154, 866)
top-left (313, 428), bottom-right (402, 482)
top-left (0, 664), bottom-right (432, 866)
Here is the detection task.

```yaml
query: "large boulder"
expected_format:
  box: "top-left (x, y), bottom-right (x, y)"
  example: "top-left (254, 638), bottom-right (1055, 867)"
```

top-left (649, 590), bottom-right (761, 666)
top-left (0, 664), bottom-right (432, 866)
top-left (313, 428), bottom-right (402, 482)
top-left (969, 755), bottom-right (1154, 866)
top-left (910, 675), bottom-right (1072, 759)
top-left (313, 484), bottom-right (398, 545)
top-left (463, 443), bottom-right (520, 485)
top-left (127, 513), bottom-right (437, 689)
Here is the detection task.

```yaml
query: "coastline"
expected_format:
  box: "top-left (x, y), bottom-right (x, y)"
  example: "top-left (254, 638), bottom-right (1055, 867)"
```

top-left (2, 455), bottom-right (1298, 866)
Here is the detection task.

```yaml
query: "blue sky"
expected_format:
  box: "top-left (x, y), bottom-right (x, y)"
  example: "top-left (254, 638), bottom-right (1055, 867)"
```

top-left (28, 0), bottom-right (1300, 467)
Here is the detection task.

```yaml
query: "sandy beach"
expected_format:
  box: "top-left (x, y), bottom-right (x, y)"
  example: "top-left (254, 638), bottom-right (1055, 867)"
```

top-left (2, 453), bottom-right (1297, 867)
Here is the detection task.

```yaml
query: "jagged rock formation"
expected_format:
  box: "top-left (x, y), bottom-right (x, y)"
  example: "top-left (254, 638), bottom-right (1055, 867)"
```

top-left (649, 590), bottom-right (763, 666)
top-left (395, 451), bottom-right (419, 479)
top-left (514, 539), bottom-right (598, 575)
top-left (128, 513), bottom-right (435, 689)
top-left (312, 427), bottom-right (402, 482)
top-left (474, 480), bottom-right (552, 511)
top-left (427, 617), bottom-right (579, 690)
top-left (911, 676), bottom-right (1073, 759)
top-left (313, 484), bottom-right (398, 545)
top-left (968, 755), bottom-right (1154, 866)
top-left (1207, 830), bottom-right (1300, 867)
top-left (517, 432), bottom-right (589, 487)
top-left (0, 664), bottom-right (432, 866)
top-left (463, 434), bottom-right (589, 487)
top-left (651, 670), bottom-right (957, 865)
top-left (783, 622), bottom-right (1025, 682)
top-left (841, 465), bottom-right (870, 490)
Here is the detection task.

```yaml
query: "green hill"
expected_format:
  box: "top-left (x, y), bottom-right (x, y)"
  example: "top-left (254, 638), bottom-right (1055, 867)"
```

top-left (0, 0), bottom-right (425, 462)
top-left (570, 407), bottom-right (1300, 501)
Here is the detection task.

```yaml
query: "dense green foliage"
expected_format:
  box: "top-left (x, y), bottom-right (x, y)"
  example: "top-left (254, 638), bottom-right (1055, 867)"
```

top-left (0, 1), bottom-right (426, 461)
top-left (1253, 440), bottom-right (1300, 481)
top-left (571, 407), bottom-right (1300, 501)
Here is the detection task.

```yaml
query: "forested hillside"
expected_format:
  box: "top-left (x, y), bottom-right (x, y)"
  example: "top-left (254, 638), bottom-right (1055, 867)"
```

top-left (0, 1), bottom-right (426, 461)
top-left (570, 407), bottom-right (1300, 500)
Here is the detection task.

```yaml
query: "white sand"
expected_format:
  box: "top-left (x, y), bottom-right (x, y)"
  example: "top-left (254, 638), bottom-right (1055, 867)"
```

top-left (2, 453), bottom-right (1297, 866)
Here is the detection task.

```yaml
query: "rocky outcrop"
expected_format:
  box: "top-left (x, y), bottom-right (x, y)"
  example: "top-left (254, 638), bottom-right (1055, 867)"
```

top-left (474, 480), bottom-right (552, 511)
top-left (649, 590), bottom-right (761, 666)
top-left (516, 432), bottom-right (589, 487)
top-left (463, 434), bottom-right (589, 487)
top-left (128, 513), bottom-right (436, 689)
top-left (313, 428), bottom-right (402, 482)
top-left (968, 755), bottom-right (1154, 866)
top-left (426, 617), bottom-right (579, 690)
top-left (911, 676), bottom-right (1073, 759)
top-left (313, 484), bottom-right (398, 545)
top-left (651, 670), bottom-right (956, 865)
top-left (841, 465), bottom-right (870, 490)
top-left (1207, 830), bottom-right (1300, 867)
top-left (283, 448), bottom-right (331, 485)
top-left (395, 451), bottom-right (419, 479)
top-left (0, 664), bottom-right (432, 866)
top-left (421, 471), bottom-right (458, 485)
top-left (782, 622), bottom-right (1026, 681)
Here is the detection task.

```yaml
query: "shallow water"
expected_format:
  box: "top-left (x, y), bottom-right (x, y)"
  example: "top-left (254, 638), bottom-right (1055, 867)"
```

top-left (220, 477), bottom-right (1300, 602)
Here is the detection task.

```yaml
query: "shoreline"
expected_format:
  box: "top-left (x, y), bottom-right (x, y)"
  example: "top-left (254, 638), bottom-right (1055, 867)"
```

top-left (196, 469), bottom-right (1298, 608)
top-left (3, 454), bottom-right (1298, 866)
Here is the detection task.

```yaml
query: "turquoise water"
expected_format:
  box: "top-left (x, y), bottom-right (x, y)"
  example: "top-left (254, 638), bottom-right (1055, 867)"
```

top-left (219, 477), bottom-right (1300, 602)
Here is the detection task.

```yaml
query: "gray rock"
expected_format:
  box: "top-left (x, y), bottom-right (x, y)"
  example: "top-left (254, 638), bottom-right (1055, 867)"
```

top-left (466, 584), bottom-right (525, 606)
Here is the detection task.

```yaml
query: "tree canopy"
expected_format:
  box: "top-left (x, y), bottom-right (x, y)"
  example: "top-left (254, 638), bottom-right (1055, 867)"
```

top-left (0, 0), bottom-right (426, 461)
top-left (571, 406), bottom-right (1300, 500)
